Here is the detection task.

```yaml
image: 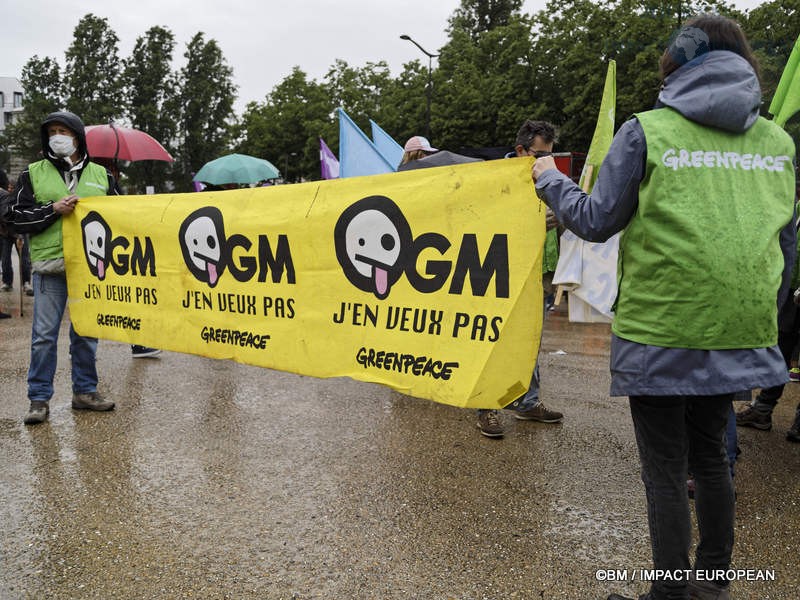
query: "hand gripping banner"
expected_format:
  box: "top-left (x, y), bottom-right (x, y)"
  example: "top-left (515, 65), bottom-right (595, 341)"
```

top-left (63, 158), bottom-right (544, 409)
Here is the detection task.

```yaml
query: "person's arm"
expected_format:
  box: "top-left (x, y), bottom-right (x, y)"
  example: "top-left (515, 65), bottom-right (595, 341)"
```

top-left (532, 118), bottom-right (646, 242)
top-left (5, 170), bottom-right (76, 234)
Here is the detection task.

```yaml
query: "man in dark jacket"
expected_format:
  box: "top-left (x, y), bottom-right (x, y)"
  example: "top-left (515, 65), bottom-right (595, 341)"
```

top-left (8, 111), bottom-right (116, 424)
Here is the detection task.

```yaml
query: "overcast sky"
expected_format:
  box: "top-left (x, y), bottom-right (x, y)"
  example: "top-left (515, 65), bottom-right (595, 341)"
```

top-left (2, 0), bottom-right (768, 114)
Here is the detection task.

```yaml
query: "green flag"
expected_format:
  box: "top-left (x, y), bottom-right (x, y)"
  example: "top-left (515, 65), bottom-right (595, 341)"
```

top-left (769, 34), bottom-right (800, 128)
top-left (579, 60), bottom-right (616, 193)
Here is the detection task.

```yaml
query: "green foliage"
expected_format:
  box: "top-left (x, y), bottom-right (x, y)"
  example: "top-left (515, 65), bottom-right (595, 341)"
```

top-left (3, 56), bottom-right (63, 163)
top-left (63, 14), bottom-right (124, 124)
top-left (235, 67), bottom-right (329, 182)
top-left (176, 33), bottom-right (237, 191)
top-left (6, 2), bottom-right (799, 183)
top-left (121, 26), bottom-right (179, 193)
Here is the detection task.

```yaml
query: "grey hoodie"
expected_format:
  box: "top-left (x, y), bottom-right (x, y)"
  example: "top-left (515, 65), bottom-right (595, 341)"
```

top-left (534, 50), bottom-right (795, 396)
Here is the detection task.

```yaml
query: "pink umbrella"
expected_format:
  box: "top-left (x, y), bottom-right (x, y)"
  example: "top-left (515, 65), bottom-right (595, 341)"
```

top-left (85, 122), bottom-right (173, 163)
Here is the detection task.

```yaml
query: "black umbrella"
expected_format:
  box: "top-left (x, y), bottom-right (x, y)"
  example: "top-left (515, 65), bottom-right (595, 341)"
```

top-left (397, 150), bottom-right (483, 171)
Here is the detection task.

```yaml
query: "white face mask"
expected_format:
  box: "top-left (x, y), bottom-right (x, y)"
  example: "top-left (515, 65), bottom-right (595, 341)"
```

top-left (49, 134), bottom-right (77, 158)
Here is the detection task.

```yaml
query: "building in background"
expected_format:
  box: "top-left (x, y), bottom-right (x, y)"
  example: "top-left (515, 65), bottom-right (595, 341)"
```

top-left (0, 77), bottom-right (26, 178)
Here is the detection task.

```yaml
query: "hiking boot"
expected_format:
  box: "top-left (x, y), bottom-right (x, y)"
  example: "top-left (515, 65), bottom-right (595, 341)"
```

top-left (23, 282), bottom-right (34, 296)
top-left (72, 392), bottom-right (115, 412)
top-left (477, 410), bottom-right (504, 437)
top-left (513, 402), bottom-right (563, 423)
top-left (787, 411), bottom-right (800, 443)
top-left (688, 578), bottom-right (730, 599)
top-left (23, 401), bottom-right (49, 425)
top-left (131, 345), bottom-right (162, 358)
top-left (0, 283), bottom-right (11, 292)
top-left (735, 404), bottom-right (772, 430)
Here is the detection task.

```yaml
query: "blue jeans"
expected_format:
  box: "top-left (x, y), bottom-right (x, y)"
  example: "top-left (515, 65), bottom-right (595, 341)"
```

top-left (630, 394), bottom-right (734, 600)
top-left (508, 298), bottom-right (548, 411)
top-left (28, 272), bottom-right (98, 401)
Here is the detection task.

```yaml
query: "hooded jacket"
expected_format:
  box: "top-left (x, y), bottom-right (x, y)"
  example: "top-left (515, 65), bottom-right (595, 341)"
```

top-left (6, 111), bottom-right (117, 267)
top-left (534, 50), bottom-right (797, 396)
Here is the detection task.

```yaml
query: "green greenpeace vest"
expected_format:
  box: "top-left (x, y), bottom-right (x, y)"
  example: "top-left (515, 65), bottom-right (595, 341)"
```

top-left (614, 108), bottom-right (795, 349)
top-left (28, 160), bottom-right (109, 262)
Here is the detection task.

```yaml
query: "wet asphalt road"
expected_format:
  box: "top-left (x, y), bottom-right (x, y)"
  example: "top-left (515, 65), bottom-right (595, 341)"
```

top-left (1, 288), bottom-right (799, 600)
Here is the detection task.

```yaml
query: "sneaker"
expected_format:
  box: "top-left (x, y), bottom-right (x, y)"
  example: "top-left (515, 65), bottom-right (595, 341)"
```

top-left (23, 401), bottom-right (49, 425)
top-left (688, 578), bottom-right (731, 599)
top-left (131, 345), bottom-right (162, 358)
top-left (787, 411), bottom-right (800, 443)
top-left (477, 410), bottom-right (505, 437)
top-left (735, 404), bottom-right (772, 430)
top-left (72, 392), bottom-right (115, 411)
top-left (513, 402), bottom-right (563, 423)
top-left (0, 310), bottom-right (10, 319)
top-left (0, 283), bottom-right (11, 292)
top-left (23, 282), bottom-right (34, 296)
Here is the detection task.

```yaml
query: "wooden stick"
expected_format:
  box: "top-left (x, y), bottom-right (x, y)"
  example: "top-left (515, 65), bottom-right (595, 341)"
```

top-left (554, 285), bottom-right (565, 306)
top-left (15, 236), bottom-right (24, 317)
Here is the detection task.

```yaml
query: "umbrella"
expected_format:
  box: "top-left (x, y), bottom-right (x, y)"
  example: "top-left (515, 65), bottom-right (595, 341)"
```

top-left (396, 150), bottom-right (483, 171)
top-left (193, 153), bottom-right (281, 185)
top-left (85, 123), bottom-right (174, 162)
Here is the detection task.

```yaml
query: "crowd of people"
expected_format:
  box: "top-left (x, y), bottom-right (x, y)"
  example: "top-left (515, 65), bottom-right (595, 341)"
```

top-left (1, 12), bottom-right (798, 600)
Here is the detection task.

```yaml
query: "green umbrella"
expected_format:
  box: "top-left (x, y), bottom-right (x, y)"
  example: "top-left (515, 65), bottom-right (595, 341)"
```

top-left (193, 153), bottom-right (281, 185)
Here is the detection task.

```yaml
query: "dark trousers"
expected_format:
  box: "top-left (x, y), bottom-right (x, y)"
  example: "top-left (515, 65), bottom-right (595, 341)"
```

top-left (629, 394), bottom-right (734, 600)
top-left (758, 327), bottom-right (800, 405)
top-left (0, 234), bottom-right (32, 286)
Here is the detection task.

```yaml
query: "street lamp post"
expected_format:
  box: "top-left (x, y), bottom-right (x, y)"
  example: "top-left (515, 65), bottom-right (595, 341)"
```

top-left (400, 34), bottom-right (438, 140)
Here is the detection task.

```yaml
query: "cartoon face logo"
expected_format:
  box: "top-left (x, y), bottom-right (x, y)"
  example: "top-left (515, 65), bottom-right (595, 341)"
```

top-left (81, 211), bottom-right (112, 280)
top-left (334, 196), bottom-right (412, 299)
top-left (179, 207), bottom-right (226, 287)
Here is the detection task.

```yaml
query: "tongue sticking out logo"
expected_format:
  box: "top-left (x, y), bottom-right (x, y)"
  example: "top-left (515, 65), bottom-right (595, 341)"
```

top-left (81, 211), bottom-right (112, 281)
top-left (179, 207), bottom-right (227, 287)
top-left (334, 196), bottom-right (412, 300)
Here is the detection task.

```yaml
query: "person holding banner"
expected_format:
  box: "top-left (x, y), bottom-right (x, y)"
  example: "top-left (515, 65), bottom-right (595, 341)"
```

top-left (6, 111), bottom-right (117, 425)
top-left (477, 120), bottom-right (564, 438)
top-left (533, 15), bottom-right (795, 600)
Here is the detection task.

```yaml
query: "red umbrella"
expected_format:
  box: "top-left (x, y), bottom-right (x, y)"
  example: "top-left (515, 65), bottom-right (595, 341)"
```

top-left (85, 122), bottom-right (174, 162)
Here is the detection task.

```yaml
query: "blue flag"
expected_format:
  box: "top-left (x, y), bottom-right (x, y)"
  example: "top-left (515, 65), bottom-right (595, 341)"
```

top-left (338, 108), bottom-right (395, 178)
top-left (370, 120), bottom-right (404, 169)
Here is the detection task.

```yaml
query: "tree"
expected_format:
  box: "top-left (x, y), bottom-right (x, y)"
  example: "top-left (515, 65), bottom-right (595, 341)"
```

top-left (63, 14), bottom-right (124, 125)
top-left (175, 33), bottom-right (237, 191)
top-left (435, 2), bottom-right (536, 150)
top-left (449, 0), bottom-right (525, 38)
top-left (745, 0), bottom-right (800, 138)
top-left (121, 26), bottom-right (180, 192)
top-left (2, 56), bottom-right (64, 164)
top-left (235, 67), bottom-right (329, 182)
top-left (324, 59), bottom-right (395, 132)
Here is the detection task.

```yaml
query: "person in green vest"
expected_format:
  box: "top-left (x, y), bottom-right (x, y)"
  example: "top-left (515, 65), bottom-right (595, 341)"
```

top-left (6, 111), bottom-right (117, 425)
top-left (532, 15), bottom-right (795, 600)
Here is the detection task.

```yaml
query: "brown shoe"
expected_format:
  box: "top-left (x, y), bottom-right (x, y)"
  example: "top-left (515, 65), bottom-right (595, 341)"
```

top-left (513, 402), bottom-right (563, 423)
top-left (477, 410), bottom-right (504, 437)
top-left (23, 401), bottom-right (49, 425)
top-left (72, 392), bottom-right (115, 412)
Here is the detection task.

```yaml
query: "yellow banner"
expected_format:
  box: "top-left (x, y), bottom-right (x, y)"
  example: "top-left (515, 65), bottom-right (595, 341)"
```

top-left (64, 158), bottom-right (544, 409)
